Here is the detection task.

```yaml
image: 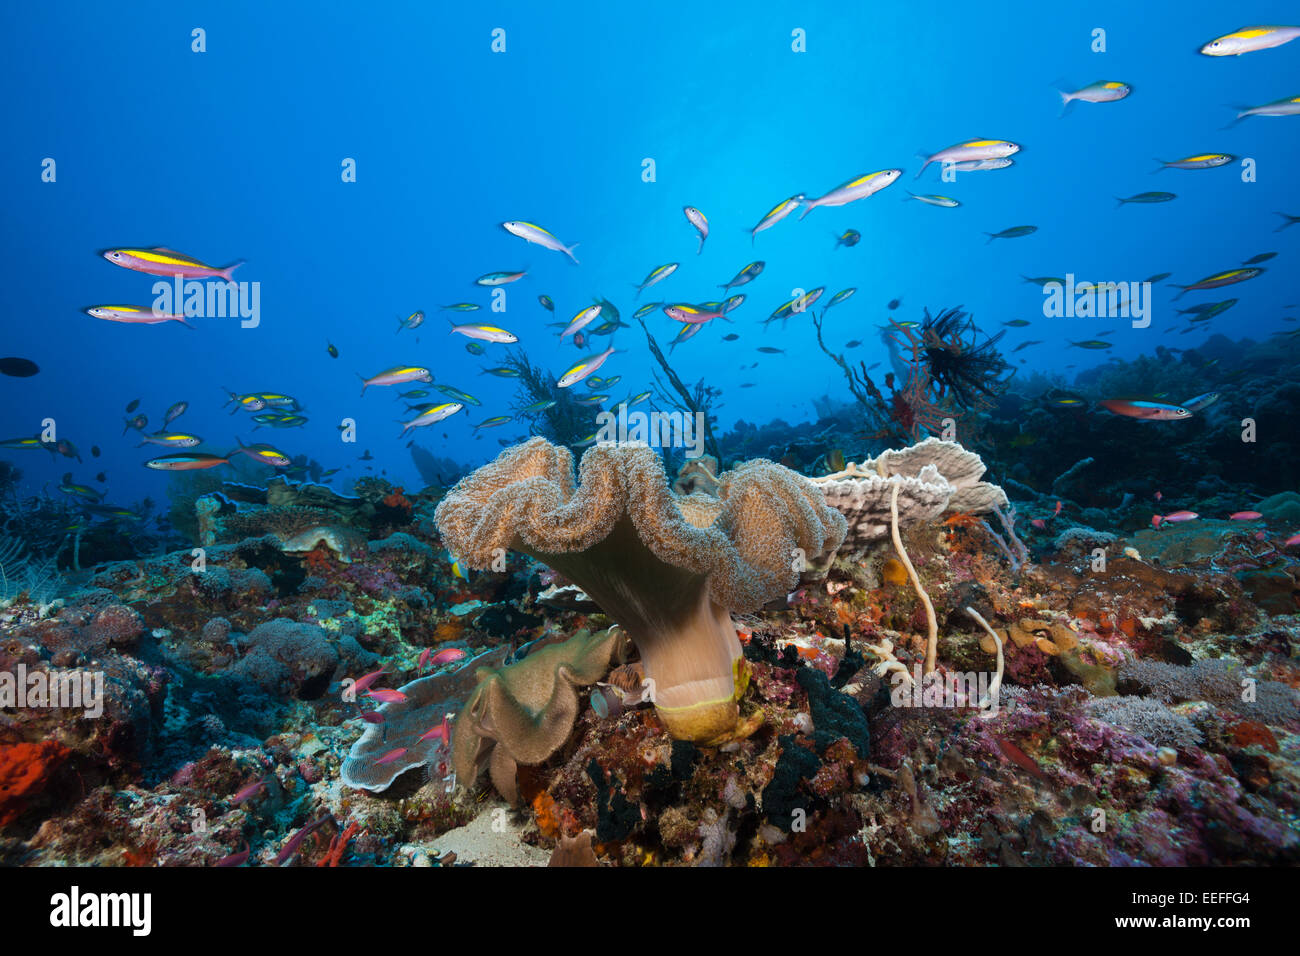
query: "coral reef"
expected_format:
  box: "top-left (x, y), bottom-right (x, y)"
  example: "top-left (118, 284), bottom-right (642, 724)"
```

top-left (1, 413), bottom-right (1297, 869)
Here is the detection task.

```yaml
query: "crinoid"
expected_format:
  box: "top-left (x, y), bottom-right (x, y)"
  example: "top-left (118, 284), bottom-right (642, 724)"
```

top-left (891, 307), bottom-right (1014, 412)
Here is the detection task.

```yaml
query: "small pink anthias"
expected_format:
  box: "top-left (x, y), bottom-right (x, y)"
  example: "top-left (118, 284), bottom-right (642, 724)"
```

top-left (1152, 510), bottom-right (1198, 528)
top-left (352, 666), bottom-right (387, 695)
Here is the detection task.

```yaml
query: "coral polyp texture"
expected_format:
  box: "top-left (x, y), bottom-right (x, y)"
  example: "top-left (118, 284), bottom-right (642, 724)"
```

top-left (435, 438), bottom-right (847, 744)
top-left (451, 627), bottom-right (621, 804)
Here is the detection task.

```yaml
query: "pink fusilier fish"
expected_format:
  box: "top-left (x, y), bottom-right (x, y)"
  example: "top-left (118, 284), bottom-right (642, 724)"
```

top-left (558, 345), bottom-right (619, 388)
top-left (144, 452), bottom-right (231, 471)
top-left (1285, 533), bottom-right (1300, 548)
top-left (663, 303), bottom-right (726, 324)
top-left (1030, 518), bottom-right (1046, 530)
top-left (84, 305), bottom-right (195, 328)
top-left (136, 432), bottom-right (202, 448)
top-left (1153, 510), bottom-right (1198, 528)
top-left (915, 139), bottom-right (1020, 179)
top-left (448, 321), bottom-right (518, 343)
top-left (560, 305), bottom-right (602, 339)
top-left (101, 247), bottom-right (243, 281)
top-left (368, 688), bottom-right (408, 704)
top-left (799, 169), bottom-right (902, 219)
top-left (1228, 511), bottom-right (1263, 520)
top-left (359, 365), bottom-right (432, 395)
top-left (683, 206), bottom-right (709, 254)
top-left (359, 711), bottom-right (385, 724)
top-left (501, 221), bottom-right (579, 265)
top-left (430, 647), bottom-right (467, 667)
top-left (376, 747), bottom-right (410, 765)
top-left (1098, 399), bottom-right (1191, 420)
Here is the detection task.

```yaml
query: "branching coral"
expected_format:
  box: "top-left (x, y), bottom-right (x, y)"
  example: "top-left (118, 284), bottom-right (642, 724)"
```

top-left (861, 635), bottom-right (915, 686)
top-left (435, 438), bottom-right (847, 745)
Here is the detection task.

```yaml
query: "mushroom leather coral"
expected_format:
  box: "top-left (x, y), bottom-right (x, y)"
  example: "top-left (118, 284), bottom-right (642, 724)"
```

top-left (435, 438), bottom-right (847, 745)
top-left (451, 627), bottom-right (621, 804)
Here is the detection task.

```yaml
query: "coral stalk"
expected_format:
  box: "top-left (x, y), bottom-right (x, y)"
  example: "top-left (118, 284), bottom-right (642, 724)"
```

top-left (977, 518), bottom-right (1019, 572)
top-left (965, 607), bottom-right (1004, 718)
top-left (890, 482), bottom-right (938, 674)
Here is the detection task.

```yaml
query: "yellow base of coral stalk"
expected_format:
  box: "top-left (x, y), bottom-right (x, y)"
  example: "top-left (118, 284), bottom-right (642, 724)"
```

top-left (653, 656), bottom-right (762, 746)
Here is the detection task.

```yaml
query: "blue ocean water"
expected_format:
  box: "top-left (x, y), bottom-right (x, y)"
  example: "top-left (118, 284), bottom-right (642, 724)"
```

top-left (2, 0), bottom-right (1298, 509)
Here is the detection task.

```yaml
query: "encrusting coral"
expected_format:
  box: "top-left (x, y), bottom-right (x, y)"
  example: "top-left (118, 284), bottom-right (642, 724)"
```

top-left (434, 437), bottom-right (847, 746)
top-left (451, 627), bottom-right (621, 804)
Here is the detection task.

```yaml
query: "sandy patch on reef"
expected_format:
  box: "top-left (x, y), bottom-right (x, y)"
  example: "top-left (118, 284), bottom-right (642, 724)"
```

top-left (432, 800), bottom-right (550, 866)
